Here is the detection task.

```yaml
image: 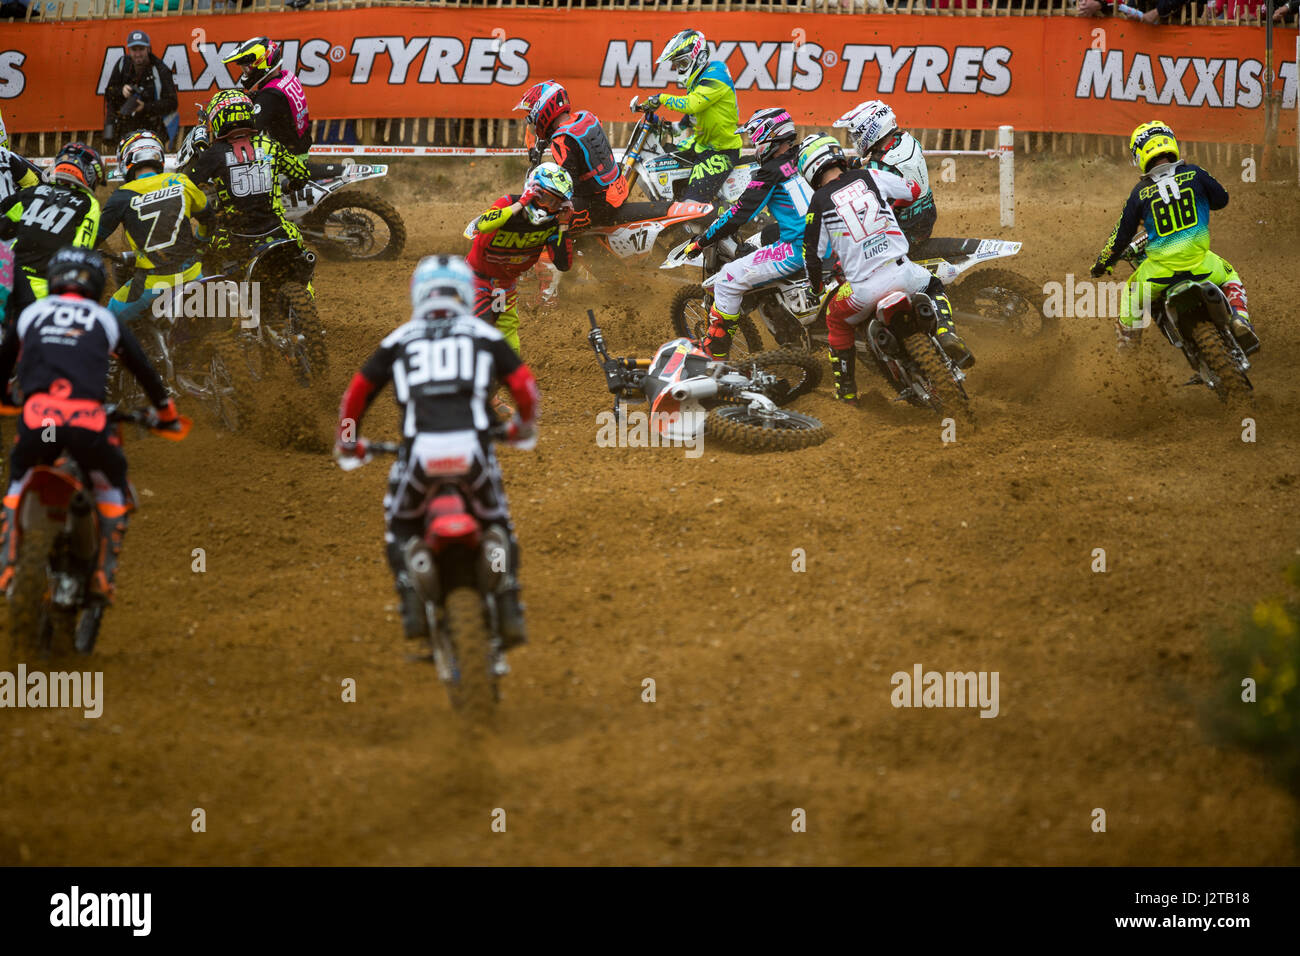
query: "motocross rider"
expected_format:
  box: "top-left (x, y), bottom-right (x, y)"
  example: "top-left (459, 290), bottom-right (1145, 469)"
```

top-left (835, 100), bottom-right (937, 249)
top-left (798, 134), bottom-right (972, 405)
top-left (515, 80), bottom-right (628, 230)
top-left (681, 107), bottom-right (811, 360)
top-left (642, 30), bottom-right (742, 208)
top-left (224, 37), bottom-right (313, 162)
top-left (0, 142), bottom-right (104, 325)
top-left (1091, 121), bottom-right (1257, 354)
top-left (465, 162), bottom-right (575, 354)
top-left (181, 90), bottom-right (312, 272)
top-left (334, 255), bottom-right (540, 654)
top-left (0, 247), bottom-right (181, 606)
top-left (96, 131), bottom-right (212, 323)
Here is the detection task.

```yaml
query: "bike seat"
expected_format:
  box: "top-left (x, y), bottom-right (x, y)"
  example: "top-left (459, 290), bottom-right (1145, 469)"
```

top-left (909, 237), bottom-right (981, 261)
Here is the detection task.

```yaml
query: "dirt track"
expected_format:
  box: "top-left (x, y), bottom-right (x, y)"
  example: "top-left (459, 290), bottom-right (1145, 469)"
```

top-left (1, 156), bottom-right (1297, 865)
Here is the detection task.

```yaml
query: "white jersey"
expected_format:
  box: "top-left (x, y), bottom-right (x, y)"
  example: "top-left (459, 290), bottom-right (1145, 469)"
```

top-left (804, 167), bottom-right (921, 288)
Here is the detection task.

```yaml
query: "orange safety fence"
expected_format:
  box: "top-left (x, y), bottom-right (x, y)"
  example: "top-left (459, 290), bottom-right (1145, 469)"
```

top-left (1, 9), bottom-right (1295, 143)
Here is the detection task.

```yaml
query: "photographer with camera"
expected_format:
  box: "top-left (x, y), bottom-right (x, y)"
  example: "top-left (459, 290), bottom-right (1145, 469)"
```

top-left (103, 31), bottom-right (179, 150)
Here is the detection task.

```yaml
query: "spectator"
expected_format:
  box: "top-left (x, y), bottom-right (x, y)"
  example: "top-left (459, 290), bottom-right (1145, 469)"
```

top-left (1272, 0), bottom-right (1297, 20)
top-left (1208, 0), bottom-right (1262, 17)
top-left (1077, 0), bottom-right (1152, 17)
top-left (103, 30), bottom-right (179, 150)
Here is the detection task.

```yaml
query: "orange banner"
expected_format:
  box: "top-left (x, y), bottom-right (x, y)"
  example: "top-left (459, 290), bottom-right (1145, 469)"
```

top-left (0, 10), bottom-right (1294, 142)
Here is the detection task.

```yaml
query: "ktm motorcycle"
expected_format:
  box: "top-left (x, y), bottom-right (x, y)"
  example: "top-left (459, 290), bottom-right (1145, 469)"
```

top-left (588, 310), bottom-right (827, 453)
top-left (3, 405), bottom-right (191, 660)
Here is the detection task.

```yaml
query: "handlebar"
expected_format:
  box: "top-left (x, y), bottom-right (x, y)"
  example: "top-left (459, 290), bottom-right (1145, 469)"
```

top-left (361, 423), bottom-right (511, 459)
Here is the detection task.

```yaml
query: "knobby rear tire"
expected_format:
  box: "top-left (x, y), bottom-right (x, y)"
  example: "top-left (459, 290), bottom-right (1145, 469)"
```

top-left (442, 587), bottom-right (498, 726)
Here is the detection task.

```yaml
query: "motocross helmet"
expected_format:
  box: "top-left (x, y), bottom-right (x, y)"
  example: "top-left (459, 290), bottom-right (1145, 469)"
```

top-left (1129, 121), bottom-right (1179, 174)
top-left (118, 130), bottom-right (165, 180)
top-left (514, 80), bottom-right (570, 141)
top-left (657, 30), bottom-right (709, 89)
top-left (410, 255), bottom-right (475, 320)
top-left (0, 107), bottom-right (8, 151)
top-left (207, 90), bottom-right (257, 141)
top-left (224, 37), bottom-right (283, 92)
top-left (741, 107), bottom-right (797, 163)
top-left (521, 162), bottom-right (574, 226)
top-left (49, 142), bottom-right (105, 192)
top-left (176, 121), bottom-right (210, 169)
top-left (797, 134), bottom-right (848, 188)
top-left (47, 246), bottom-right (107, 301)
top-left (834, 100), bottom-right (898, 157)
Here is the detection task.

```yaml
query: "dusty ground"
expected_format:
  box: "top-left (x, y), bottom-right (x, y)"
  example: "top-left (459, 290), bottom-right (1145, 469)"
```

top-left (1, 153), bottom-right (1297, 866)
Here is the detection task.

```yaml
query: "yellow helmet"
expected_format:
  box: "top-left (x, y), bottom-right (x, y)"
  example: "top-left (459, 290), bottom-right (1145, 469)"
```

top-left (1129, 121), bottom-right (1179, 174)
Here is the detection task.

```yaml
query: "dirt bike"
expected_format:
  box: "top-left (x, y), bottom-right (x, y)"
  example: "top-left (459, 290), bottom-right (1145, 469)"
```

top-left (106, 252), bottom-right (249, 431)
top-left (1117, 231), bottom-right (1256, 402)
top-left (909, 236), bottom-right (1050, 336)
top-left (212, 234), bottom-right (328, 388)
top-left (3, 405), bottom-right (191, 660)
top-left (335, 425), bottom-right (519, 723)
top-left (284, 162), bottom-right (406, 262)
top-left (480, 199), bottom-right (715, 307)
top-left (623, 96), bottom-right (756, 206)
top-left (176, 115), bottom-right (406, 261)
top-left (662, 230), bottom-right (818, 362)
top-left (587, 309), bottom-right (827, 452)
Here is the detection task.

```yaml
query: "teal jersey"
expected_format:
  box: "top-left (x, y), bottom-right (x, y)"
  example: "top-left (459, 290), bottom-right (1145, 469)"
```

top-left (1095, 162), bottom-right (1228, 273)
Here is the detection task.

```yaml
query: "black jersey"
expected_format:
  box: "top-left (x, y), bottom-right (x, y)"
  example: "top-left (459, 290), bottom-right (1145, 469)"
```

top-left (359, 312), bottom-right (522, 437)
top-left (0, 183), bottom-right (100, 273)
top-left (0, 294), bottom-right (168, 405)
top-left (182, 131), bottom-right (309, 236)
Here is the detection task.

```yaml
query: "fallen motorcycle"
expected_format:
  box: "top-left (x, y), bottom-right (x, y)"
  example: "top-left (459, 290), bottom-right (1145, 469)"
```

top-left (1117, 231), bottom-right (1256, 403)
top-left (3, 405), bottom-right (191, 659)
top-left (588, 309), bottom-right (827, 453)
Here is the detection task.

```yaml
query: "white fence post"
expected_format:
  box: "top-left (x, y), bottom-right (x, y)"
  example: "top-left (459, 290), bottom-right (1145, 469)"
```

top-left (998, 125), bottom-right (1015, 228)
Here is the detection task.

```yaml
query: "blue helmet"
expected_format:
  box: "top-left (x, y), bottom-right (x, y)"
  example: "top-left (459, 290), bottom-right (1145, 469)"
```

top-left (521, 161), bottom-right (573, 225)
top-left (410, 255), bottom-right (474, 319)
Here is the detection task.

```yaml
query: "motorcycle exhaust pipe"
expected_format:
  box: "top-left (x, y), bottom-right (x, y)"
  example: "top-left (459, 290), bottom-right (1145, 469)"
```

top-left (670, 378), bottom-right (719, 402)
top-left (403, 539), bottom-right (440, 603)
top-left (67, 491), bottom-right (98, 562)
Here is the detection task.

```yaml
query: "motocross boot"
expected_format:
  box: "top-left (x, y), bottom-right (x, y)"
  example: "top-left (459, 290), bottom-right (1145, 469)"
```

top-left (495, 533), bottom-right (527, 651)
top-left (90, 509), bottom-right (129, 605)
top-left (932, 292), bottom-right (975, 370)
top-left (1222, 281), bottom-right (1260, 355)
top-left (701, 306), bottom-right (738, 360)
top-left (1115, 321), bottom-right (1143, 351)
top-left (0, 497), bottom-right (17, 594)
top-left (387, 537), bottom-right (429, 639)
top-left (829, 347), bottom-right (859, 405)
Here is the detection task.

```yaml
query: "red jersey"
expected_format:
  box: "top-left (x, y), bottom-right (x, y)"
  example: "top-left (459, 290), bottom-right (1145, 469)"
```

top-left (465, 195), bottom-right (573, 281)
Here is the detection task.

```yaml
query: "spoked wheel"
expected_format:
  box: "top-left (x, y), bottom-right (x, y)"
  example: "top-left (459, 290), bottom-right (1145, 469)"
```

top-left (303, 192), bottom-right (407, 261)
top-left (267, 283), bottom-right (328, 383)
top-left (705, 405), bottom-right (829, 452)
top-left (946, 268), bottom-right (1052, 336)
top-left (8, 520), bottom-right (54, 662)
top-left (438, 587), bottom-right (499, 726)
top-left (1190, 321), bottom-right (1251, 405)
top-left (669, 284), bottom-right (763, 360)
top-left (737, 348), bottom-right (824, 404)
top-left (903, 332), bottom-right (971, 421)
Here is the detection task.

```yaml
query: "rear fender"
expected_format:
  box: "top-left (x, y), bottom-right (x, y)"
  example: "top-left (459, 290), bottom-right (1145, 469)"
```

top-left (425, 491), bottom-right (481, 554)
top-left (1166, 280), bottom-right (1233, 339)
top-left (247, 239), bottom-right (316, 286)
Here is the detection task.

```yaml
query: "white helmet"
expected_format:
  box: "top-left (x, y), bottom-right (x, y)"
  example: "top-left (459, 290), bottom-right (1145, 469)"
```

top-left (657, 30), bottom-right (710, 89)
top-left (834, 100), bottom-right (898, 156)
top-left (410, 255), bottom-right (475, 319)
